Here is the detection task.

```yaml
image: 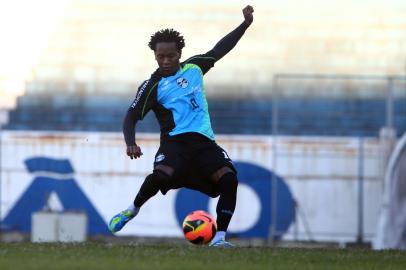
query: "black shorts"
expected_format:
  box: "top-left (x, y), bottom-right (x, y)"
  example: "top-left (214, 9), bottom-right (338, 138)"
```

top-left (153, 133), bottom-right (237, 196)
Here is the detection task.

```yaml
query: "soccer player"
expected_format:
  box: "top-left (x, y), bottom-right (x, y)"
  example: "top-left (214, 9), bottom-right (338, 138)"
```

top-left (109, 5), bottom-right (254, 247)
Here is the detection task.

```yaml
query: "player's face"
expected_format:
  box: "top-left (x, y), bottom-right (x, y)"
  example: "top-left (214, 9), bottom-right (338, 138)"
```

top-left (154, 42), bottom-right (181, 76)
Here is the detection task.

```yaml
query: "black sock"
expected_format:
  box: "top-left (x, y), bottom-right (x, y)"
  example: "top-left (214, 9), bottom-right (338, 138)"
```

top-left (216, 172), bottom-right (238, 232)
top-left (134, 170), bottom-right (169, 208)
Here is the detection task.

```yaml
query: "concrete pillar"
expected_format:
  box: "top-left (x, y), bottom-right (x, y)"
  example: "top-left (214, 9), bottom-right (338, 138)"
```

top-left (379, 127), bottom-right (397, 183)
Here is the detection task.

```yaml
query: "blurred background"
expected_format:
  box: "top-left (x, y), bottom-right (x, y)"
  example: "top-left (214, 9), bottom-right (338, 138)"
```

top-left (0, 0), bottom-right (405, 248)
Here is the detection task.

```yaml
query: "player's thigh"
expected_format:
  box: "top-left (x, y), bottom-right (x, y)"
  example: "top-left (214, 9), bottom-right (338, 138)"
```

top-left (194, 142), bottom-right (237, 182)
top-left (153, 141), bottom-right (188, 176)
top-left (153, 141), bottom-right (192, 194)
top-left (182, 168), bottom-right (221, 198)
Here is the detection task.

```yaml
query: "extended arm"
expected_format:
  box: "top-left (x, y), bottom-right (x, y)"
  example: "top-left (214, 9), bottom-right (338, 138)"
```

top-left (208, 5), bottom-right (254, 61)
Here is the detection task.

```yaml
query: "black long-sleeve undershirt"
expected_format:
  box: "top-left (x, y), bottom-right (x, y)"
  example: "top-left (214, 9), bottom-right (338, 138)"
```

top-left (123, 110), bottom-right (138, 146)
top-left (207, 21), bottom-right (249, 61)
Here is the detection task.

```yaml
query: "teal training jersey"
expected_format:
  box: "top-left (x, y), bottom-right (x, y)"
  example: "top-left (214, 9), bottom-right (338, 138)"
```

top-left (127, 53), bottom-right (217, 141)
top-left (157, 62), bottom-right (213, 139)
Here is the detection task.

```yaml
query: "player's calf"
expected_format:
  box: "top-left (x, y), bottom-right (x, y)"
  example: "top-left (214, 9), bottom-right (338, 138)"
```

top-left (109, 170), bottom-right (170, 233)
top-left (210, 172), bottom-right (238, 247)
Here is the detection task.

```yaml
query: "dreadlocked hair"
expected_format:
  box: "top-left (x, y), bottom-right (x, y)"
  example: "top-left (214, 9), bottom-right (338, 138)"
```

top-left (148, 28), bottom-right (185, 51)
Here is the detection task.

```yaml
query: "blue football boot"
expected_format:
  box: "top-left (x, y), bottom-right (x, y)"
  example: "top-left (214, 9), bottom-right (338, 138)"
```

top-left (108, 210), bottom-right (135, 233)
top-left (209, 238), bottom-right (235, 248)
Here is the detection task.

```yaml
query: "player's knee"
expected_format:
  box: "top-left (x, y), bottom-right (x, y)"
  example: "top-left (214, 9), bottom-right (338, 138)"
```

top-left (205, 186), bottom-right (221, 198)
top-left (211, 166), bottom-right (235, 182)
top-left (146, 170), bottom-right (171, 189)
top-left (218, 172), bottom-right (238, 192)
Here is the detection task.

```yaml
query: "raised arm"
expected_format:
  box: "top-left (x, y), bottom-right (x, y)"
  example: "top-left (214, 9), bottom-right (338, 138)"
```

top-left (208, 5), bottom-right (254, 61)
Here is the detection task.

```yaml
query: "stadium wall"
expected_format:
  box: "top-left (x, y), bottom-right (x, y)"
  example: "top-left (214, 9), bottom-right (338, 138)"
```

top-left (0, 131), bottom-right (382, 243)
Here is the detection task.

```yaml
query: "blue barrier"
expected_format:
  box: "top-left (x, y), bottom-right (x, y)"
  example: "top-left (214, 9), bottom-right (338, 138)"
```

top-left (3, 157), bottom-right (110, 235)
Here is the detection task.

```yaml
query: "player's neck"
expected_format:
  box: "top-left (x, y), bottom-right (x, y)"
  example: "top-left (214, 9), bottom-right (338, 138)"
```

top-left (159, 65), bottom-right (181, 77)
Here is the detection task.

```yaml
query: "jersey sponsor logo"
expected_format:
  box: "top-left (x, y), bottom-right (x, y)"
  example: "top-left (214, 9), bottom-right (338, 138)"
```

top-left (155, 153), bottom-right (165, 162)
top-left (131, 80), bottom-right (150, 108)
top-left (192, 86), bottom-right (201, 93)
top-left (176, 77), bottom-right (189, 88)
top-left (160, 80), bottom-right (170, 91)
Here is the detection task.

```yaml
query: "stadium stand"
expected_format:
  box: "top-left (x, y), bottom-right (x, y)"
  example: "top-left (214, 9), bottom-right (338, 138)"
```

top-left (4, 93), bottom-right (405, 137)
top-left (2, 1), bottom-right (406, 137)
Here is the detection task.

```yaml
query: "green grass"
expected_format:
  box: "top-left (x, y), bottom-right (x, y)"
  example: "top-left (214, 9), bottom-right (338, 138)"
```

top-left (0, 242), bottom-right (405, 270)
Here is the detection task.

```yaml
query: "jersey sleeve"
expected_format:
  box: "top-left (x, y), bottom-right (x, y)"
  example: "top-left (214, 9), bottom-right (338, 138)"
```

top-left (183, 53), bottom-right (216, 75)
top-left (128, 79), bottom-right (158, 120)
top-left (122, 78), bottom-right (158, 146)
top-left (183, 22), bottom-right (249, 75)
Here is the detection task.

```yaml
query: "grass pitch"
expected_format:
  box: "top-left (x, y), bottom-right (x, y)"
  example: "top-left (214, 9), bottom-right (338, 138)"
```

top-left (0, 242), bottom-right (405, 270)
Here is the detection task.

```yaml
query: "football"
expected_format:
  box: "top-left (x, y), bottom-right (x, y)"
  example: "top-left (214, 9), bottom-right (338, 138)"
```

top-left (182, 210), bottom-right (217, 245)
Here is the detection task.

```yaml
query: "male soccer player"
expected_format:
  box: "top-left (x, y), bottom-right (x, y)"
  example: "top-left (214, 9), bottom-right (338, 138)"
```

top-left (109, 5), bottom-right (254, 247)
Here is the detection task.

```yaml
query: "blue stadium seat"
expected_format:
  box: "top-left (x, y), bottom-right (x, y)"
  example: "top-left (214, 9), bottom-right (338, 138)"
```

top-left (4, 93), bottom-right (406, 137)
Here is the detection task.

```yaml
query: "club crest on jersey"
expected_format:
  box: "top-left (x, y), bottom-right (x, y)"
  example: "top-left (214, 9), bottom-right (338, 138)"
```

top-left (155, 153), bottom-right (165, 162)
top-left (176, 77), bottom-right (188, 88)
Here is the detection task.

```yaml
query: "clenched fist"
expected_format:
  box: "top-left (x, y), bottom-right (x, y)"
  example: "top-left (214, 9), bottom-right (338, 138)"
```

top-left (243, 5), bottom-right (254, 26)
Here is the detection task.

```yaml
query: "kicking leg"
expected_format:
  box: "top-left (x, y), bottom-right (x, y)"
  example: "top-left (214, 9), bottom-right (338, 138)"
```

top-left (134, 167), bottom-right (173, 208)
top-left (108, 167), bottom-right (172, 233)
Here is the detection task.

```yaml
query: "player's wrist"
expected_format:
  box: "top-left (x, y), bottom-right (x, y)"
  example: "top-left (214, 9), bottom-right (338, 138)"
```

top-left (244, 19), bottom-right (252, 27)
top-left (127, 143), bottom-right (137, 147)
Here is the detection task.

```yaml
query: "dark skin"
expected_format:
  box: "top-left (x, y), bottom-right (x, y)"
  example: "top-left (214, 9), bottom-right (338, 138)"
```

top-left (127, 5), bottom-right (254, 182)
top-left (154, 42), bottom-right (182, 77)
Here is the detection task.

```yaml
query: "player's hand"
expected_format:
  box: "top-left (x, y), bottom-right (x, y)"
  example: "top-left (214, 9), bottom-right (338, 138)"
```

top-left (126, 144), bottom-right (143, 159)
top-left (242, 5), bottom-right (254, 26)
